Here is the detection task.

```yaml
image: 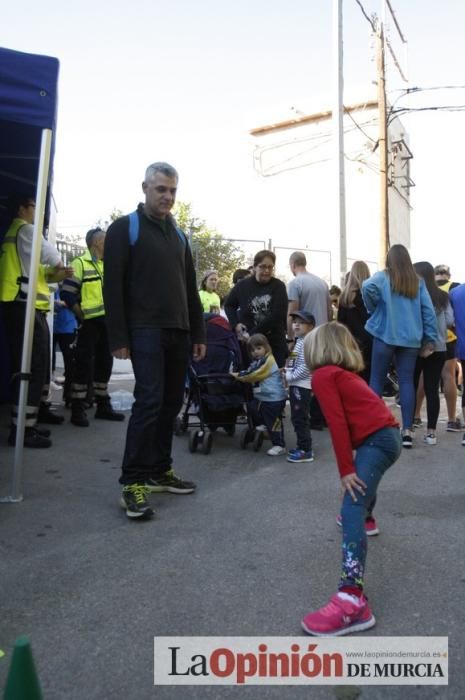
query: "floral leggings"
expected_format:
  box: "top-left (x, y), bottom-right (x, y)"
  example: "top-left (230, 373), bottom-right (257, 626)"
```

top-left (338, 426), bottom-right (402, 592)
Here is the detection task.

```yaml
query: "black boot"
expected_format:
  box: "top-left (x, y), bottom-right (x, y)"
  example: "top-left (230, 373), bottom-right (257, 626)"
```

top-left (8, 427), bottom-right (52, 448)
top-left (35, 427), bottom-right (52, 437)
top-left (37, 404), bottom-right (65, 424)
top-left (9, 423), bottom-right (51, 438)
top-left (95, 399), bottom-right (125, 422)
top-left (70, 401), bottom-right (90, 427)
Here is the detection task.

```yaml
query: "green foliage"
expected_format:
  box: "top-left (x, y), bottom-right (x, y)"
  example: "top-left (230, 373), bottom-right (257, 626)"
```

top-left (109, 208), bottom-right (124, 223)
top-left (94, 208), bottom-right (124, 230)
top-left (174, 202), bottom-right (246, 299)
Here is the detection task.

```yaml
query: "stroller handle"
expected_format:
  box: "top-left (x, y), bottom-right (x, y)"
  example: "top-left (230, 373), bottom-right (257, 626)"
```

top-left (194, 372), bottom-right (237, 380)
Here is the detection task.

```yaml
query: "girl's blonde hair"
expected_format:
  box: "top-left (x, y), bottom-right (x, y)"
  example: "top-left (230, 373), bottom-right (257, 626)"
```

top-left (339, 260), bottom-right (371, 307)
top-left (247, 333), bottom-right (271, 354)
top-left (304, 322), bottom-right (364, 373)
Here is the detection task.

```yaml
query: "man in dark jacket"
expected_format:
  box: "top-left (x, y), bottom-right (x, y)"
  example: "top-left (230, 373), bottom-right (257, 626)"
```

top-left (104, 162), bottom-right (206, 520)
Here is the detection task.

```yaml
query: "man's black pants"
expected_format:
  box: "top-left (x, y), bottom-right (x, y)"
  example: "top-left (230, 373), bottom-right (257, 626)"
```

top-left (1, 301), bottom-right (49, 426)
top-left (71, 316), bottom-right (113, 402)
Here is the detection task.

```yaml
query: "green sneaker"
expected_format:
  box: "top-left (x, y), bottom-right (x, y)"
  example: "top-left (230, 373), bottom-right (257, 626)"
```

top-left (144, 469), bottom-right (196, 494)
top-left (120, 484), bottom-right (154, 519)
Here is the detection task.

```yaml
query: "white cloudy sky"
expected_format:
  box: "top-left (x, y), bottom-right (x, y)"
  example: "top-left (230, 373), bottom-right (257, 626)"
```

top-left (3, 0), bottom-right (465, 280)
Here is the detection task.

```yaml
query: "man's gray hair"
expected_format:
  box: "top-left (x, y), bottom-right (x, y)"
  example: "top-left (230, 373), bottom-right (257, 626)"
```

top-left (85, 227), bottom-right (106, 249)
top-left (144, 162), bottom-right (178, 182)
top-left (290, 251), bottom-right (307, 267)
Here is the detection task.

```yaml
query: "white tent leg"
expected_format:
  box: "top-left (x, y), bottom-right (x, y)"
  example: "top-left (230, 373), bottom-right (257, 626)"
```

top-left (0, 128), bottom-right (52, 504)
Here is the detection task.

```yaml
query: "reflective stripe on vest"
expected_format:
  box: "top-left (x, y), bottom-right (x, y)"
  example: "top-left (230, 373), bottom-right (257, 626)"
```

top-left (0, 218), bottom-right (51, 311)
top-left (438, 280), bottom-right (457, 343)
top-left (72, 253), bottom-right (105, 319)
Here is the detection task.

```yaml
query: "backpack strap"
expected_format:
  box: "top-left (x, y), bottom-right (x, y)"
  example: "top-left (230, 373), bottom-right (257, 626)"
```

top-left (128, 210), bottom-right (187, 248)
top-left (174, 225), bottom-right (188, 248)
top-left (128, 211), bottom-right (139, 246)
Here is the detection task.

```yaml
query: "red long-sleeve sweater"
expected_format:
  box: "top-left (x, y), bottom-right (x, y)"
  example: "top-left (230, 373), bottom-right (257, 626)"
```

top-left (311, 365), bottom-right (399, 477)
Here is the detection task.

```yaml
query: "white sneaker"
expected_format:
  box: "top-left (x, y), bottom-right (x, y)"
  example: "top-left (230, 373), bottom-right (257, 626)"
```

top-left (402, 431), bottom-right (413, 448)
top-left (267, 445), bottom-right (286, 456)
top-left (255, 425), bottom-right (267, 432)
top-left (423, 433), bottom-right (437, 446)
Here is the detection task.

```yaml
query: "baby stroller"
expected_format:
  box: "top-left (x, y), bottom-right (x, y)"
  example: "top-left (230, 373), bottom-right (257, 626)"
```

top-left (176, 314), bottom-right (247, 454)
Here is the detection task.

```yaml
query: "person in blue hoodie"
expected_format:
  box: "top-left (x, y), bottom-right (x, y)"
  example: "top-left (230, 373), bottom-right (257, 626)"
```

top-left (231, 333), bottom-right (287, 456)
top-left (362, 244), bottom-right (438, 449)
top-left (53, 286), bottom-right (77, 406)
top-left (449, 282), bottom-right (465, 447)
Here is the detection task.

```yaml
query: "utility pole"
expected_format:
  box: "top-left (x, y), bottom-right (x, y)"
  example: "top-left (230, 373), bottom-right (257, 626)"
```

top-left (333, 0), bottom-right (347, 286)
top-left (377, 20), bottom-right (389, 267)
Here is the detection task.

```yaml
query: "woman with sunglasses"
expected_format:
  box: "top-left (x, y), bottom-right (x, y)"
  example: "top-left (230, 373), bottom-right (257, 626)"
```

top-left (224, 250), bottom-right (288, 367)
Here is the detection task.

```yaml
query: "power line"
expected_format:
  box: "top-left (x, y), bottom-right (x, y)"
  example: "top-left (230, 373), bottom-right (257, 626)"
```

top-left (344, 152), bottom-right (380, 174)
top-left (392, 105), bottom-right (465, 114)
top-left (406, 85), bottom-right (465, 95)
top-left (385, 35), bottom-right (408, 82)
top-left (254, 121), bottom-right (377, 162)
top-left (354, 2), bottom-right (408, 84)
top-left (354, 0), bottom-right (376, 32)
top-left (257, 156), bottom-right (333, 178)
top-left (344, 107), bottom-right (378, 145)
top-left (385, 0), bottom-right (407, 43)
top-left (388, 104), bottom-right (465, 125)
top-left (387, 86), bottom-right (465, 121)
top-left (390, 85), bottom-right (465, 104)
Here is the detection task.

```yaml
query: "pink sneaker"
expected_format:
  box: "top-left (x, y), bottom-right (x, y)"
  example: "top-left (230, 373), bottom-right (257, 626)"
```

top-left (336, 514), bottom-right (379, 536)
top-left (364, 516), bottom-right (379, 536)
top-left (301, 594), bottom-right (375, 637)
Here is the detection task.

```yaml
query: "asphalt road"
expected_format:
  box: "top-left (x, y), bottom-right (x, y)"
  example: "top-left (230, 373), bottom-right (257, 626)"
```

top-left (0, 377), bottom-right (463, 699)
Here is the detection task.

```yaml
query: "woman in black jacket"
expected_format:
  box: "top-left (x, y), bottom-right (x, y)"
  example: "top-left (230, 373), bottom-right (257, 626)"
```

top-left (224, 250), bottom-right (288, 368)
top-left (337, 260), bottom-right (372, 382)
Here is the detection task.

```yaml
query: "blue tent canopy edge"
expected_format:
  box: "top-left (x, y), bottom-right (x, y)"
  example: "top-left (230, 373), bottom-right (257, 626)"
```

top-left (0, 46), bottom-right (59, 220)
top-left (0, 46), bottom-right (59, 401)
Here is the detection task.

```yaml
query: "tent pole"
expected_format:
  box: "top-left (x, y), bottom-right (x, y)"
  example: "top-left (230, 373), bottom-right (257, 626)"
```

top-left (2, 129), bottom-right (52, 504)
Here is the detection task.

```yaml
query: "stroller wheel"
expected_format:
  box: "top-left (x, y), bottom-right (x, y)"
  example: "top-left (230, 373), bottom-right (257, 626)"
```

top-left (240, 427), bottom-right (252, 449)
top-left (201, 431), bottom-right (213, 455)
top-left (188, 430), bottom-right (199, 453)
top-left (253, 431), bottom-right (264, 452)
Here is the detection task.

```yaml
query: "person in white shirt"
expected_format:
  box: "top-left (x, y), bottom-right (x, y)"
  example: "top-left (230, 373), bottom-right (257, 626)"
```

top-left (0, 194), bottom-right (72, 448)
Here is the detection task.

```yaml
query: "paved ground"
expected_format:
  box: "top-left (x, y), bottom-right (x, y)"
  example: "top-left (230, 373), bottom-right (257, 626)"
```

top-left (0, 369), bottom-right (463, 699)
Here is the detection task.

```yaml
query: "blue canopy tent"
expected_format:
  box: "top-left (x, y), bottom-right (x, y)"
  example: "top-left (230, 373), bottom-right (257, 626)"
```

top-left (0, 46), bottom-right (59, 502)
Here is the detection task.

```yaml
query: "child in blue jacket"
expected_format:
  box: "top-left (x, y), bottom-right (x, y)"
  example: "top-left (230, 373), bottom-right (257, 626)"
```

top-left (232, 333), bottom-right (287, 456)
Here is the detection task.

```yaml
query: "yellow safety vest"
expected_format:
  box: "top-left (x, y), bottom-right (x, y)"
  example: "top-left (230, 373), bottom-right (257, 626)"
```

top-left (71, 252), bottom-right (105, 319)
top-left (0, 218), bottom-right (51, 311)
top-left (438, 280), bottom-right (457, 343)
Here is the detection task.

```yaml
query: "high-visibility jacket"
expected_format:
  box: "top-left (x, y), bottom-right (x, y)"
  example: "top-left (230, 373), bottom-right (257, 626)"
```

top-left (439, 280), bottom-right (457, 343)
top-left (71, 251), bottom-right (105, 319)
top-left (0, 218), bottom-right (51, 311)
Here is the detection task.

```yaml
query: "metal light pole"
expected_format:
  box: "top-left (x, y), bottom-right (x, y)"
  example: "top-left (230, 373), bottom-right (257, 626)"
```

top-left (377, 21), bottom-right (389, 266)
top-left (333, 0), bottom-right (347, 286)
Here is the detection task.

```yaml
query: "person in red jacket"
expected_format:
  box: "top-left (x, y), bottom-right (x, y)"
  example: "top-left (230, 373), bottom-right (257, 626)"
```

top-left (301, 322), bottom-right (401, 636)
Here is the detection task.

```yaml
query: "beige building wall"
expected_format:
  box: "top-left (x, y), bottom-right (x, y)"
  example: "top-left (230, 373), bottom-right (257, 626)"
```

top-left (250, 108), bottom-right (411, 284)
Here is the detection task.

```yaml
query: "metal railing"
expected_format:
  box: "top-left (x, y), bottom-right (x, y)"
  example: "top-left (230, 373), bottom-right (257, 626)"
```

top-left (56, 239), bottom-right (86, 265)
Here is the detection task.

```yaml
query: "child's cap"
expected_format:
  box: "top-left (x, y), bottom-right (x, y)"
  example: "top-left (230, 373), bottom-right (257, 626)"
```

top-left (290, 309), bottom-right (315, 325)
